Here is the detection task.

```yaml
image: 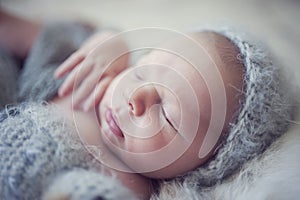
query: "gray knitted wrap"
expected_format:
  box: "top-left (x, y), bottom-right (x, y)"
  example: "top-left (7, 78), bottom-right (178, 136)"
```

top-left (180, 27), bottom-right (295, 189)
top-left (0, 103), bottom-right (135, 200)
top-left (0, 47), bottom-right (19, 109)
top-left (0, 22), bottom-right (136, 200)
top-left (18, 22), bottom-right (94, 102)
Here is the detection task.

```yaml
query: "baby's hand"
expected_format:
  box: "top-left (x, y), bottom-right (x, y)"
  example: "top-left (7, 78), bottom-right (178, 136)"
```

top-left (54, 31), bottom-right (129, 111)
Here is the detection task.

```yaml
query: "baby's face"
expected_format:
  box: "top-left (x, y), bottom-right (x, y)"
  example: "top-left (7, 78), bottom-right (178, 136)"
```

top-left (97, 32), bottom-right (243, 178)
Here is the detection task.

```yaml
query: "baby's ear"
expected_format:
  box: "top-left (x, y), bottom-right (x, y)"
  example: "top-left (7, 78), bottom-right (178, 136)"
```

top-left (42, 168), bottom-right (137, 200)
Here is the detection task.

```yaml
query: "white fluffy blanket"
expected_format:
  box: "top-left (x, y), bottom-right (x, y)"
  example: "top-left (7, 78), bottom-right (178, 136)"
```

top-left (153, 122), bottom-right (300, 200)
top-left (210, 123), bottom-right (300, 200)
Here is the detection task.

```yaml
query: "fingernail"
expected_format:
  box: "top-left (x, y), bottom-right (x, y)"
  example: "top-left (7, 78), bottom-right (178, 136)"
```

top-left (58, 88), bottom-right (64, 97)
top-left (54, 69), bottom-right (60, 78)
top-left (83, 103), bottom-right (90, 112)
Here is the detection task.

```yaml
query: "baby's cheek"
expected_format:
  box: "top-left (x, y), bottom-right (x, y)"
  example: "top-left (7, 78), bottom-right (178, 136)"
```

top-left (125, 129), bottom-right (175, 153)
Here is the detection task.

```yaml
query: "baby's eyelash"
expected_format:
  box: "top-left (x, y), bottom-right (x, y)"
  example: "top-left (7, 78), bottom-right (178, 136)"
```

top-left (162, 106), bottom-right (178, 132)
top-left (153, 85), bottom-right (178, 132)
top-left (134, 70), bottom-right (144, 80)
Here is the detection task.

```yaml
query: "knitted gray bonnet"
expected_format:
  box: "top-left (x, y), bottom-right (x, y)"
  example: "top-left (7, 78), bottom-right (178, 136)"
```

top-left (179, 27), bottom-right (295, 189)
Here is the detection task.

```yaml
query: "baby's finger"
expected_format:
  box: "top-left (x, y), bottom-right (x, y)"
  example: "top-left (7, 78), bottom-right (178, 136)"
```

top-left (71, 69), bottom-right (102, 109)
top-left (58, 61), bottom-right (93, 97)
top-left (54, 52), bottom-right (85, 78)
top-left (83, 77), bottom-right (112, 111)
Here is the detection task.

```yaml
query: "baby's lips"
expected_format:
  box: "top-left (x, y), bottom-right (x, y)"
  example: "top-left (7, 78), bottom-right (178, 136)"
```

top-left (105, 108), bottom-right (124, 138)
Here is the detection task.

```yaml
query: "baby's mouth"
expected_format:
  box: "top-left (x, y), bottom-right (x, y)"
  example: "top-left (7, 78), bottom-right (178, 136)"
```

top-left (105, 108), bottom-right (124, 138)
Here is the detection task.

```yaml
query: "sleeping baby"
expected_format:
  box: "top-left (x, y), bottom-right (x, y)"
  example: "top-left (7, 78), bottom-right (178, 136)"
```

top-left (0, 13), bottom-right (295, 200)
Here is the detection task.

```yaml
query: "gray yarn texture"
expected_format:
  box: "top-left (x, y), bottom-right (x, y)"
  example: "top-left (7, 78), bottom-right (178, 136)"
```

top-left (0, 103), bottom-right (135, 200)
top-left (0, 22), bottom-right (136, 200)
top-left (18, 22), bottom-right (94, 102)
top-left (0, 47), bottom-right (19, 109)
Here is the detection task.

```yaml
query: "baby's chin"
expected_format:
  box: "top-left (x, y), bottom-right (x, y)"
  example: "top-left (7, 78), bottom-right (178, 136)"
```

top-left (140, 163), bottom-right (193, 179)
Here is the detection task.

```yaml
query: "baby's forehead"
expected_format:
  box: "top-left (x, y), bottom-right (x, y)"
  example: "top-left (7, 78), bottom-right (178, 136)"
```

top-left (197, 31), bottom-right (245, 80)
top-left (138, 31), bottom-right (241, 66)
top-left (133, 31), bottom-right (244, 91)
top-left (196, 31), bottom-right (242, 66)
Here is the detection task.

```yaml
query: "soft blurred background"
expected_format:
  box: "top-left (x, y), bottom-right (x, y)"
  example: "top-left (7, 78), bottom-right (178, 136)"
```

top-left (2, 0), bottom-right (299, 76)
top-left (2, 0), bottom-right (300, 104)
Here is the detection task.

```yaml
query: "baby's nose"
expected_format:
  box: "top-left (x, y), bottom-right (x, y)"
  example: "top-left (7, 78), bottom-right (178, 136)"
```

top-left (128, 84), bottom-right (161, 116)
